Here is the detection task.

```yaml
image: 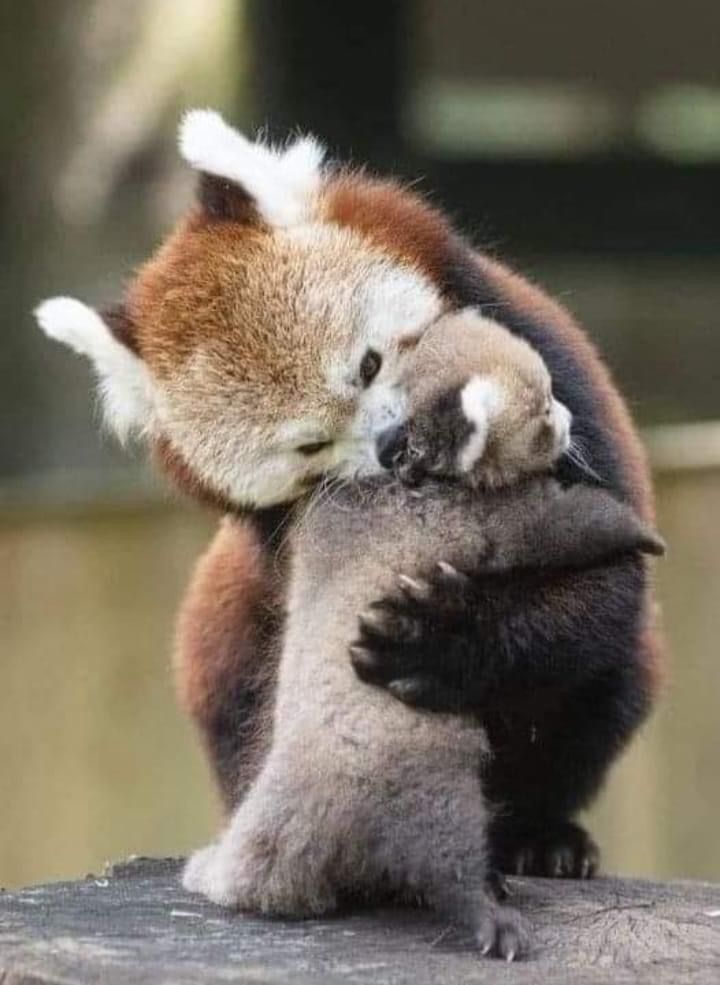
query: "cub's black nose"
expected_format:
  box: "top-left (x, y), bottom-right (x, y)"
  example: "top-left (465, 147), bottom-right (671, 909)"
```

top-left (375, 423), bottom-right (408, 470)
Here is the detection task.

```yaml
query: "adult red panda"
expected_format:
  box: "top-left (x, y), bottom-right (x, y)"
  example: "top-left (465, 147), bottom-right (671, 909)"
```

top-left (37, 110), bottom-right (662, 879)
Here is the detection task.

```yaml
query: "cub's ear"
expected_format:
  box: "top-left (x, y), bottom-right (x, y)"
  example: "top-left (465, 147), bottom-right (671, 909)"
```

top-left (524, 486), bottom-right (666, 571)
top-left (179, 109), bottom-right (325, 228)
top-left (456, 376), bottom-right (505, 473)
top-left (34, 297), bottom-right (154, 441)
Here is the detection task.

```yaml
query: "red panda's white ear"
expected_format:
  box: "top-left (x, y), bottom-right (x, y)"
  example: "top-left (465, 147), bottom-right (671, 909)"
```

top-left (178, 109), bottom-right (324, 228)
top-left (35, 297), bottom-right (155, 442)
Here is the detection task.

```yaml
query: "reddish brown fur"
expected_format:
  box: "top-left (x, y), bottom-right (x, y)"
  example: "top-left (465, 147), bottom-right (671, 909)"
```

top-left (127, 213), bottom-right (269, 377)
top-left (322, 172), bottom-right (455, 285)
top-left (153, 436), bottom-right (236, 515)
top-left (174, 518), bottom-right (266, 724)
top-left (174, 516), bottom-right (283, 810)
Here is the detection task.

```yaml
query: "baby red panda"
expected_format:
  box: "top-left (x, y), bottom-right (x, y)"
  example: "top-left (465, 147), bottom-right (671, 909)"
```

top-left (182, 311), bottom-right (661, 960)
top-left (37, 109), bottom-right (662, 880)
top-left (376, 309), bottom-right (571, 489)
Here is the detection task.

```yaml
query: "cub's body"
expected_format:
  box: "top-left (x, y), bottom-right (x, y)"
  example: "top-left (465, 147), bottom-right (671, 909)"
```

top-left (185, 475), bottom-right (660, 956)
top-left (194, 482), bottom-right (491, 917)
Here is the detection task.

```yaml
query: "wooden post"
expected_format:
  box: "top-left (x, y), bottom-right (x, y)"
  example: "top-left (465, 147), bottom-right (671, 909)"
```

top-left (1, 857), bottom-right (718, 983)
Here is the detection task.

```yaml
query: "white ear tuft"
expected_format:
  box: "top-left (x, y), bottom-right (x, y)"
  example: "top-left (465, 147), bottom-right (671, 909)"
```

top-left (458, 376), bottom-right (505, 472)
top-left (178, 108), bottom-right (324, 227)
top-left (35, 296), bottom-right (155, 442)
top-left (35, 296), bottom-right (107, 357)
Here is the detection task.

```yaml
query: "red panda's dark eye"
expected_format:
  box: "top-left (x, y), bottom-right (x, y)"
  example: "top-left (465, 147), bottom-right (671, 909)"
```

top-left (297, 440), bottom-right (332, 456)
top-left (359, 349), bottom-right (382, 387)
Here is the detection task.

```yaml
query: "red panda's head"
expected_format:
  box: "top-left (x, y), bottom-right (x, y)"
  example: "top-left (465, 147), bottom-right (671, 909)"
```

top-left (36, 110), bottom-right (449, 508)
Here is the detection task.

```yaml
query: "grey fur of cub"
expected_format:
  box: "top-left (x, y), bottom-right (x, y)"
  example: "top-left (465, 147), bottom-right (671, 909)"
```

top-left (183, 311), bottom-right (662, 960)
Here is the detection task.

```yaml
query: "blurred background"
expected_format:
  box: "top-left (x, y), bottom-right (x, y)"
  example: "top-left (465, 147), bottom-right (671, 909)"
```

top-left (2, 0), bottom-right (719, 889)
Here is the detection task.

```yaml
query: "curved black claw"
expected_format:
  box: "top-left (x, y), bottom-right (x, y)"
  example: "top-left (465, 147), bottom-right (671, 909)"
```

top-left (350, 562), bottom-right (483, 712)
top-left (492, 819), bottom-right (600, 879)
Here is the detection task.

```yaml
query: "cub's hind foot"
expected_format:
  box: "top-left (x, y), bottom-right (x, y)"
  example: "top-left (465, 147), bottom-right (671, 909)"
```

top-left (492, 818), bottom-right (599, 879)
top-left (475, 902), bottom-right (531, 961)
top-left (182, 839), bottom-right (339, 916)
top-left (182, 843), bottom-right (243, 907)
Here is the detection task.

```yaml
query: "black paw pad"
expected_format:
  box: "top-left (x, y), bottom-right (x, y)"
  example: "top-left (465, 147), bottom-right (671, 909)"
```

top-left (493, 820), bottom-right (600, 880)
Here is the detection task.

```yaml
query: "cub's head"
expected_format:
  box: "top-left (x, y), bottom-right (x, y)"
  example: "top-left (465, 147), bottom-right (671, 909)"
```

top-left (377, 309), bottom-right (572, 488)
top-left (36, 110), bottom-right (443, 508)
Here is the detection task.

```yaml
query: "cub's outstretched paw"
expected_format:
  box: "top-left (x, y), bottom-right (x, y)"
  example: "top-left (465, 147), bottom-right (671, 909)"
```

top-left (350, 563), bottom-right (480, 711)
top-left (492, 819), bottom-right (599, 879)
top-left (476, 904), bottom-right (531, 961)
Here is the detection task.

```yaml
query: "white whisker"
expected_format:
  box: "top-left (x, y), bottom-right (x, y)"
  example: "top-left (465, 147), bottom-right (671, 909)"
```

top-left (566, 439), bottom-right (604, 484)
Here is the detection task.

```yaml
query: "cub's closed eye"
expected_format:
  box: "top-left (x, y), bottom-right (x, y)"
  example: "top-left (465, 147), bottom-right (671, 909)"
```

top-left (297, 440), bottom-right (332, 456)
top-left (359, 349), bottom-right (382, 387)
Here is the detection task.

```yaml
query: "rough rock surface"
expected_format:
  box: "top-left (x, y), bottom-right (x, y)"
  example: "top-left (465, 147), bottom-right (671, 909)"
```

top-left (0, 857), bottom-right (719, 984)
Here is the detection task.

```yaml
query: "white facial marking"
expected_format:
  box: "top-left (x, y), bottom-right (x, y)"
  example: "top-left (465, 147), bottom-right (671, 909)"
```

top-left (179, 109), bottom-right (324, 227)
top-left (358, 268), bottom-right (442, 354)
top-left (35, 296), bottom-right (155, 441)
top-left (458, 375), bottom-right (506, 472)
top-left (323, 264), bottom-right (442, 394)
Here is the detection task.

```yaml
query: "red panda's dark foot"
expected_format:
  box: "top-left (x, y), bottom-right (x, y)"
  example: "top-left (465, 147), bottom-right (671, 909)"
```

top-left (491, 818), bottom-right (599, 879)
top-left (350, 562), bottom-right (487, 713)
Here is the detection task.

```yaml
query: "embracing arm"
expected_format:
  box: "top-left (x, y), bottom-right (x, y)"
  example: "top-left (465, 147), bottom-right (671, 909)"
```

top-left (350, 483), bottom-right (663, 712)
top-left (351, 550), bottom-right (657, 712)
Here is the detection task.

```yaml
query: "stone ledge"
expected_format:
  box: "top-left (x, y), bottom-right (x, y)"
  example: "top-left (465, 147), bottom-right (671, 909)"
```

top-left (0, 857), bottom-right (719, 984)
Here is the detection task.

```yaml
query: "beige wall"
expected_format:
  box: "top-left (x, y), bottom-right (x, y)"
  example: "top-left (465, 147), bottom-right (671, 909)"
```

top-left (1, 458), bottom-right (719, 889)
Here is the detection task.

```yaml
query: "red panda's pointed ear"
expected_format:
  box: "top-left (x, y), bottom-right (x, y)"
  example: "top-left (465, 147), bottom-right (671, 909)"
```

top-left (195, 172), bottom-right (258, 224)
top-left (35, 297), bottom-right (154, 441)
top-left (99, 301), bottom-right (139, 355)
top-left (178, 109), bottom-right (325, 228)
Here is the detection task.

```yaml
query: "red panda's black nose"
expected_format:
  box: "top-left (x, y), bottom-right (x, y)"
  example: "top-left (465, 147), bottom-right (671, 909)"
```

top-left (375, 423), bottom-right (408, 471)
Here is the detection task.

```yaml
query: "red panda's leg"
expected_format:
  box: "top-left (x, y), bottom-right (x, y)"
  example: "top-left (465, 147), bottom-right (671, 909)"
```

top-left (485, 616), bottom-right (662, 877)
top-left (174, 517), bottom-right (283, 814)
top-left (351, 557), bottom-right (661, 877)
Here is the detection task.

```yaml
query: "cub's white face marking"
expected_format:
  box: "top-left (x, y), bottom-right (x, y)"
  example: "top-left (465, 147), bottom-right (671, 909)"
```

top-left (34, 297), bottom-right (156, 441)
top-left (458, 376), bottom-right (506, 473)
top-left (179, 109), bottom-right (324, 228)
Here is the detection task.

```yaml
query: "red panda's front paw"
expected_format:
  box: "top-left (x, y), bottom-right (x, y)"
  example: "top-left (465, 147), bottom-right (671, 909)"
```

top-left (491, 819), bottom-right (600, 879)
top-left (350, 563), bottom-right (484, 712)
